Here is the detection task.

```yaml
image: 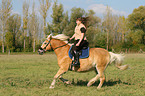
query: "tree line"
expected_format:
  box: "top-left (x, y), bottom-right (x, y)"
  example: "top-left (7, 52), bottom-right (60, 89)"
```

top-left (0, 0), bottom-right (145, 53)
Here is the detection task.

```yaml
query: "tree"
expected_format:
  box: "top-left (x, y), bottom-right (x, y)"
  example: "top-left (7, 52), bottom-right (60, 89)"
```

top-left (51, 0), bottom-right (63, 34)
top-left (60, 11), bottom-right (69, 33)
top-left (102, 6), bottom-right (118, 50)
top-left (6, 14), bottom-right (21, 52)
top-left (128, 6), bottom-right (145, 44)
top-left (102, 6), bottom-right (113, 50)
top-left (127, 29), bottom-right (144, 45)
top-left (23, 0), bottom-right (29, 51)
top-left (117, 16), bottom-right (128, 43)
top-left (5, 31), bottom-right (13, 54)
top-left (50, 0), bottom-right (69, 35)
top-left (86, 10), bottom-right (101, 48)
top-left (0, 0), bottom-right (12, 53)
top-left (29, 2), bottom-right (40, 52)
top-left (49, 0), bottom-right (69, 35)
top-left (86, 26), bottom-right (99, 47)
top-left (87, 10), bottom-right (101, 27)
top-left (39, 0), bottom-right (51, 38)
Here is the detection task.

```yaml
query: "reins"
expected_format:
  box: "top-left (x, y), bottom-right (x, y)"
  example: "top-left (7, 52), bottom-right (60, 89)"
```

top-left (44, 38), bottom-right (69, 51)
top-left (52, 43), bottom-right (69, 50)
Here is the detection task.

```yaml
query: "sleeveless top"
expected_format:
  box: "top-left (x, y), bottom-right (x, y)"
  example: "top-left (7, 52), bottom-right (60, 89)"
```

top-left (74, 23), bottom-right (86, 40)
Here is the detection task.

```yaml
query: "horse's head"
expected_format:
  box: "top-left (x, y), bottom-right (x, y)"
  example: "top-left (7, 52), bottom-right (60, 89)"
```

top-left (38, 34), bottom-right (70, 55)
top-left (38, 34), bottom-right (53, 55)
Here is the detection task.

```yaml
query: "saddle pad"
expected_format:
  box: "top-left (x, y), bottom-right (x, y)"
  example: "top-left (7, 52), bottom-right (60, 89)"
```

top-left (68, 46), bottom-right (89, 59)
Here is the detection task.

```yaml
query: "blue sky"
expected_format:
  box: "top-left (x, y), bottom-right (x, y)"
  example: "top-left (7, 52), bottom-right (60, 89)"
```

top-left (1, 0), bottom-right (145, 21)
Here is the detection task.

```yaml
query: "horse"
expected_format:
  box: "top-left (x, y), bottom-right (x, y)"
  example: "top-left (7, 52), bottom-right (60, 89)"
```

top-left (38, 34), bottom-right (129, 89)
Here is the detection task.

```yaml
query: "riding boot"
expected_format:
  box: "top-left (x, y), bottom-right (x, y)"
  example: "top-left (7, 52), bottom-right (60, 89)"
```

top-left (71, 50), bottom-right (76, 65)
top-left (74, 51), bottom-right (80, 66)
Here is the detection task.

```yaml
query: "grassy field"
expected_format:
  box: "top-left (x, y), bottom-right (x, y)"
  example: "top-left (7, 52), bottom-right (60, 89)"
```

top-left (0, 53), bottom-right (145, 96)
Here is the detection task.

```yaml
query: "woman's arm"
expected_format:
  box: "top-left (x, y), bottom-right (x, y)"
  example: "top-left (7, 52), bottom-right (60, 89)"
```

top-left (70, 34), bottom-right (76, 40)
top-left (76, 33), bottom-right (84, 46)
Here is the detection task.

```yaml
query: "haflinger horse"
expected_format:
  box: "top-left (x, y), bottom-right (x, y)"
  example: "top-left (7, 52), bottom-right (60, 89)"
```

top-left (38, 34), bottom-right (129, 89)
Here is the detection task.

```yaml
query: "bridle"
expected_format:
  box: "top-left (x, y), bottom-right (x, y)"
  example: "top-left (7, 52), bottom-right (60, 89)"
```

top-left (42, 38), bottom-right (69, 51)
top-left (43, 39), bottom-right (52, 50)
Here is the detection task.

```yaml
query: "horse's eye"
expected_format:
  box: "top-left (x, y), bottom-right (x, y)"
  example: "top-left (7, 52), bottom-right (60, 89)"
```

top-left (44, 42), bottom-right (47, 45)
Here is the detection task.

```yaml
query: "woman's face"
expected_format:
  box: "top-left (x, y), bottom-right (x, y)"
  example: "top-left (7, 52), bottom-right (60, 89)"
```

top-left (76, 20), bottom-right (81, 25)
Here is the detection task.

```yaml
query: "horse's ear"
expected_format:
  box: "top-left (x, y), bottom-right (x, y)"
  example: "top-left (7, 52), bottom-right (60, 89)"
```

top-left (50, 35), bottom-right (52, 39)
top-left (46, 34), bottom-right (53, 40)
top-left (50, 34), bottom-right (53, 39)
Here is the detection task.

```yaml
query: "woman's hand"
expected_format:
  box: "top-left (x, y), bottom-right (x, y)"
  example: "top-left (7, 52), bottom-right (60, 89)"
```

top-left (69, 34), bottom-right (76, 41)
top-left (76, 43), bottom-right (80, 46)
top-left (69, 38), bottom-right (72, 41)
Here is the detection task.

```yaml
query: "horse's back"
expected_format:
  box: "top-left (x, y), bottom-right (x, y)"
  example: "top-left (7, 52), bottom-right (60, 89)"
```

top-left (89, 48), bottom-right (110, 66)
top-left (90, 48), bottom-right (109, 56)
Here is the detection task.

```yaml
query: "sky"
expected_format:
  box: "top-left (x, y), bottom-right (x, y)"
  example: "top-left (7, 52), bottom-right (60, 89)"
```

top-left (1, 0), bottom-right (145, 22)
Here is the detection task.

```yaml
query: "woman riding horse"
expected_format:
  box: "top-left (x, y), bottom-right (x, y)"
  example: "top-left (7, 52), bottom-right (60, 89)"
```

top-left (69, 17), bottom-right (89, 66)
top-left (38, 34), bottom-right (129, 89)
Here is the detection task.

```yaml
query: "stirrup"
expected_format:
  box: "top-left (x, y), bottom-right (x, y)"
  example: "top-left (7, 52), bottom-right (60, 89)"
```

top-left (69, 61), bottom-right (80, 71)
top-left (68, 61), bottom-right (75, 71)
top-left (72, 62), bottom-right (80, 66)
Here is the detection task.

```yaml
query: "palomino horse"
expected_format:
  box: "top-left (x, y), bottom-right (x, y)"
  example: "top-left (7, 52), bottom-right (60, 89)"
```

top-left (38, 34), bottom-right (129, 89)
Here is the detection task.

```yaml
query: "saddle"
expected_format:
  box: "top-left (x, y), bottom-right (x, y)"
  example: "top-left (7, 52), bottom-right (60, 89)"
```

top-left (68, 46), bottom-right (89, 59)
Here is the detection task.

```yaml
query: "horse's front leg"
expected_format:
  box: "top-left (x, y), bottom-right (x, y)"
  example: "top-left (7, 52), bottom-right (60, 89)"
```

top-left (49, 68), bottom-right (69, 89)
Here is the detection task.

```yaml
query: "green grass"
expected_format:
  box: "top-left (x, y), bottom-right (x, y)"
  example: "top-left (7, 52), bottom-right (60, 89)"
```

top-left (0, 53), bottom-right (145, 96)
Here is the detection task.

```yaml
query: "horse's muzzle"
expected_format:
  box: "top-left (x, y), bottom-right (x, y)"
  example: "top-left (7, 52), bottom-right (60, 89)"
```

top-left (38, 47), bottom-right (45, 55)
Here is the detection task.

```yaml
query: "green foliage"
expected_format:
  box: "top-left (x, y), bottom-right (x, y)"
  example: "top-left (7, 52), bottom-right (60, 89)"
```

top-left (112, 42), bottom-right (133, 52)
top-left (22, 0), bottom-right (29, 29)
top-left (128, 6), bottom-right (145, 30)
top-left (127, 29), bottom-right (144, 45)
top-left (49, 0), bottom-right (68, 35)
top-left (5, 31), bottom-right (14, 52)
top-left (117, 16), bottom-right (128, 43)
top-left (1, 1), bottom-right (145, 53)
top-left (86, 26), bottom-right (101, 48)
top-left (25, 37), bottom-right (33, 52)
top-left (0, 0), bottom-right (12, 53)
top-left (95, 32), bottom-right (107, 48)
top-left (128, 6), bottom-right (145, 44)
top-left (87, 10), bottom-right (101, 27)
top-left (6, 14), bottom-right (21, 52)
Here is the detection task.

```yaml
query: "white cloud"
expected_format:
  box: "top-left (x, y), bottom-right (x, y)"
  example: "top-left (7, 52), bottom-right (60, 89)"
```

top-left (88, 4), bottom-right (129, 17)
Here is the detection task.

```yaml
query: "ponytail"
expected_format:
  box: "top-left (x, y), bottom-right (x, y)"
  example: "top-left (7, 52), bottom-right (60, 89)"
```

top-left (76, 17), bottom-right (89, 27)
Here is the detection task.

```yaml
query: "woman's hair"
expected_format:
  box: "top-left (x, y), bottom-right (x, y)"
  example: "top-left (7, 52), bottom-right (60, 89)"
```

top-left (76, 17), bottom-right (89, 27)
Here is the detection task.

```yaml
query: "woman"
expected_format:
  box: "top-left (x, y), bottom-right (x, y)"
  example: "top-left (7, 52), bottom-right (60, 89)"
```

top-left (69, 17), bottom-right (89, 66)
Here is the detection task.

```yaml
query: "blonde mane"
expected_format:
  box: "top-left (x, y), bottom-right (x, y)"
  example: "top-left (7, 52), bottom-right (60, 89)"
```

top-left (52, 34), bottom-right (69, 41)
top-left (47, 34), bottom-right (71, 45)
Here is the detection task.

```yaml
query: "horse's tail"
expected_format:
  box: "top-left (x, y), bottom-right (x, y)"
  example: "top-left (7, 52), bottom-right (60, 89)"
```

top-left (109, 52), bottom-right (129, 70)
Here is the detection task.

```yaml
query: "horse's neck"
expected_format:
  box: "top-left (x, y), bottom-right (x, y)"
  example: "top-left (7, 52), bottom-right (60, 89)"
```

top-left (51, 39), bottom-right (70, 58)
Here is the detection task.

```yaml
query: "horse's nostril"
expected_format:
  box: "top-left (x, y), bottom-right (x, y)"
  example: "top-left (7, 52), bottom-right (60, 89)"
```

top-left (38, 48), bottom-right (44, 55)
top-left (39, 47), bottom-right (43, 50)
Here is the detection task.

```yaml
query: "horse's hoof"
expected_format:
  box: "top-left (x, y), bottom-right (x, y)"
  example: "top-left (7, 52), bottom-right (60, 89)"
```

top-left (87, 83), bottom-right (91, 87)
top-left (97, 86), bottom-right (101, 89)
top-left (49, 86), bottom-right (55, 89)
top-left (87, 81), bottom-right (95, 87)
top-left (65, 81), bottom-right (71, 85)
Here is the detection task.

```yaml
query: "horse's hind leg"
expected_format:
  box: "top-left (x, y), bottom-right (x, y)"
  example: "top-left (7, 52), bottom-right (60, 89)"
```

top-left (49, 68), bottom-right (67, 89)
top-left (87, 74), bottom-right (99, 87)
top-left (96, 67), bottom-right (105, 89)
top-left (87, 67), bottom-right (105, 89)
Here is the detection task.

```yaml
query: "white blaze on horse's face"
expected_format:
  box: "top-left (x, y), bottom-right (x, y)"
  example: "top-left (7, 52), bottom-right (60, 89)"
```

top-left (41, 35), bottom-right (52, 50)
top-left (41, 40), bottom-right (48, 49)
